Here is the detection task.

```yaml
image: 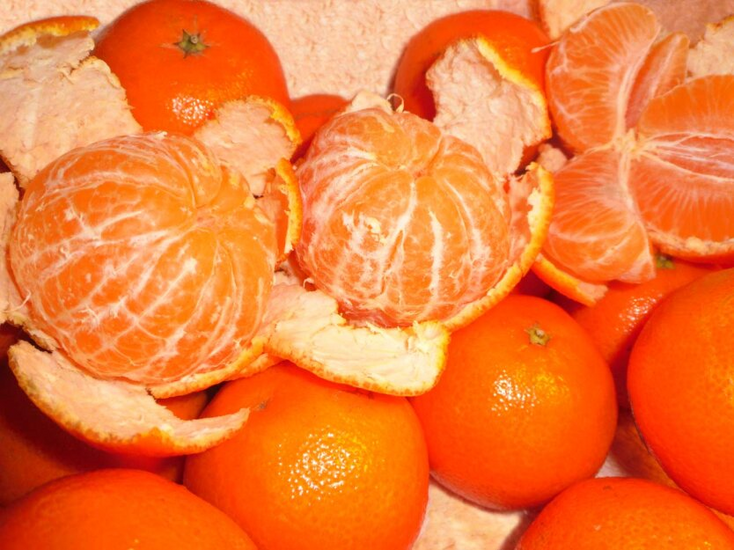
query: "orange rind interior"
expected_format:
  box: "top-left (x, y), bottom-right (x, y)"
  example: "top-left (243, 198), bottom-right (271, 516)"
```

top-left (0, 16), bottom-right (141, 186)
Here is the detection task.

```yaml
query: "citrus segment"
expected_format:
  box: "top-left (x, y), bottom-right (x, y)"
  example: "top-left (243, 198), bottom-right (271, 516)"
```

top-left (193, 96), bottom-right (301, 196)
top-left (8, 341), bottom-right (248, 456)
top-left (541, 148), bottom-right (655, 284)
top-left (427, 37), bottom-right (551, 177)
top-left (688, 15), bottom-right (734, 78)
top-left (632, 76), bottom-right (734, 261)
top-left (444, 162), bottom-right (554, 330)
top-left (8, 133), bottom-right (277, 385)
top-left (625, 31), bottom-right (689, 129)
top-left (546, 2), bottom-right (660, 152)
top-left (297, 105), bottom-right (514, 327)
top-left (258, 280), bottom-right (449, 396)
top-left (534, 0), bottom-right (610, 39)
top-left (0, 17), bottom-right (141, 186)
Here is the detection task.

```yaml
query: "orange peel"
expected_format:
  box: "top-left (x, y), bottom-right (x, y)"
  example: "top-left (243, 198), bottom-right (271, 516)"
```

top-left (688, 15), bottom-right (734, 78)
top-left (259, 274), bottom-right (450, 396)
top-left (0, 15), bottom-right (141, 186)
top-left (532, 253), bottom-right (608, 306)
top-left (193, 96), bottom-right (302, 197)
top-left (427, 36), bottom-right (551, 178)
top-left (533, 0), bottom-right (610, 39)
top-left (8, 341), bottom-right (248, 457)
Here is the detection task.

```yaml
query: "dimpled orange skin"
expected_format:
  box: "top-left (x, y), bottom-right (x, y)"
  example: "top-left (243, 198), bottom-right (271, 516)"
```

top-left (517, 477), bottom-right (734, 549)
top-left (0, 469), bottom-right (257, 549)
top-left (393, 10), bottom-right (550, 120)
top-left (184, 362), bottom-right (429, 550)
top-left (410, 295), bottom-right (617, 510)
top-left (94, 0), bottom-right (290, 135)
top-left (628, 268), bottom-right (734, 517)
top-left (557, 258), bottom-right (716, 408)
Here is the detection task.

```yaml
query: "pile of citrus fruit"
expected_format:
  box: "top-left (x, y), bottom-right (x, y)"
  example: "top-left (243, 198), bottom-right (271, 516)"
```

top-left (0, 1), bottom-right (733, 548)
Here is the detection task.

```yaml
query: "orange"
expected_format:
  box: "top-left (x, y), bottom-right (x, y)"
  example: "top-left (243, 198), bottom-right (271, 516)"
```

top-left (558, 255), bottom-right (716, 407)
top-left (393, 10), bottom-right (549, 121)
top-left (410, 294), bottom-right (617, 510)
top-left (9, 132), bottom-right (277, 384)
top-left (0, 360), bottom-right (208, 506)
top-left (0, 469), bottom-right (256, 549)
top-left (628, 267), bottom-right (734, 516)
top-left (94, 0), bottom-right (289, 135)
top-left (184, 362), bottom-right (429, 550)
top-left (515, 477), bottom-right (734, 549)
top-left (539, 3), bottom-right (734, 297)
top-left (290, 94), bottom-right (347, 158)
top-left (296, 104), bottom-right (526, 327)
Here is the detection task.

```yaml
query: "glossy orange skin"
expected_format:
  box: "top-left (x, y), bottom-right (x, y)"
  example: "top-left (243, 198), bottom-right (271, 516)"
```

top-left (95, 0), bottom-right (289, 135)
top-left (516, 477), bottom-right (734, 549)
top-left (291, 94), bottom-right (348, 158)
top-left (393, 10), bottom-right (550, 120)
top-left (184, 362), bottom-right (429, 550)
top-left (0, 361), bottom-right (208, 505)
top-left (0, 469), bottom-right (256, 549)
top-left (628, 268), bottom-right (734, 516)
top-left (411, 295), bottom-right (617, 510)
top-left (557, 259), bottom-right (716, 408)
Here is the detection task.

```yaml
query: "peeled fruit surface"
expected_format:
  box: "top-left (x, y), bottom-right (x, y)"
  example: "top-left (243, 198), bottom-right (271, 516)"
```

top-left (9, 132), bottom-right (277, 384)
top-left (296, 106), bottom-right (511, 327)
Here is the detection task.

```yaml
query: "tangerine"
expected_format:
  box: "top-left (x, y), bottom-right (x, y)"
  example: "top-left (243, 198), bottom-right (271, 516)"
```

top-left (94, 0), bottom-right (289, 134)
top-left (410, 294), bottom-right (617, 510)
top-left (628, 267), bottom-right (734, 516)
top-left (0, 469), bottom-right (257, 549)
top-left (516, 477), bottom-right (734, 549)
top-left (184, 362), bottom-right (429, 550)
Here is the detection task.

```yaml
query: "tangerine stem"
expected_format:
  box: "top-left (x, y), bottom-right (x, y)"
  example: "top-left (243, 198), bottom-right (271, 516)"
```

top-left (525, 323), bottom-right (551, 346)
top-left (175, 29), bottom-right (208, 57)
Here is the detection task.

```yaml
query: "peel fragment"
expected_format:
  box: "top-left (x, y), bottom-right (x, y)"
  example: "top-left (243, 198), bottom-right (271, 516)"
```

top-left (256, 159), bottom-right (303, 264)
top-left (0, 17), bottom-right (141, 186)
top-left (193, 96), bottom-right (301, 197)
top-left (688, 15), bottom-right (734, 77)
top-left (258, 280), bottom-right (450, 396)
top-left (428, 37), bottom-right (551, 178)
top-left (413, 481), bottom-right (529, 550)
top-left (532, 253), bottom-right (608, 305)
top-left (534, 0), bottom-right (610, 39)
top-left (8, 341), bottom-right (248, 456)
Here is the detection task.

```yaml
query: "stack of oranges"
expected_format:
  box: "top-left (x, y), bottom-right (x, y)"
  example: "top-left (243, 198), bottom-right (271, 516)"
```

top-left (1, 1), bottom-right (734, 549)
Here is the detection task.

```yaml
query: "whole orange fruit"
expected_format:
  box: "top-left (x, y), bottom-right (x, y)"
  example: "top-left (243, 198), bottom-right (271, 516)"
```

top-left (393, 10), bottom-right (549, 120)
top-left (628, 267), bottom-right (734, 516)
top-left (184, 362), bottom-right (429, 550)
top-left (516, 477), bottom-right (734, 549)
top-left (410, 294), bottom-right (617, 510)
top-left (0, 360), bottom-right (208, 505)
top-left (558, 255), bottom-right (716, 407)
top-left (95, 0), bottom-right (289, 134)
top-left (0, 469), bottom-right (256, 549)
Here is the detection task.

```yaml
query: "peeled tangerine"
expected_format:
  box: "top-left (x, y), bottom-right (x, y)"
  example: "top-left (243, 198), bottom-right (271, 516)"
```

top-left (533, 3), bottom-right (734, 305)
top-left (296, 94), bottom-right (553, 334)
